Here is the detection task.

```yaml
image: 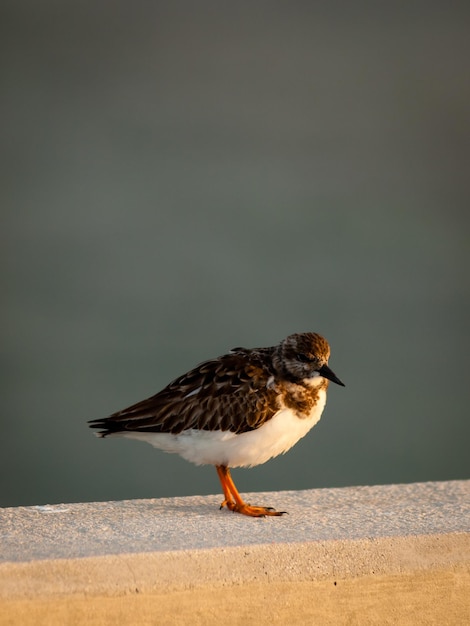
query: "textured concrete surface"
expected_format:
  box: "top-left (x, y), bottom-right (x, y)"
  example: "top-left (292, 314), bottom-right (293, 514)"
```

top-left (1, 481), bottom-right (469, 625)
top-left (1, 480), bottom-right (469, 563)
top-left (2, 569), bottom-right (469, 626)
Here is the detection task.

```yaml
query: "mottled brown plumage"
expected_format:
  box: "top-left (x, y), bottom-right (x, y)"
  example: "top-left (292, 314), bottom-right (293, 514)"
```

top-left (90, 348), bottom-right (278, 435)
top-left (89, 333), bottom-right (341, 437)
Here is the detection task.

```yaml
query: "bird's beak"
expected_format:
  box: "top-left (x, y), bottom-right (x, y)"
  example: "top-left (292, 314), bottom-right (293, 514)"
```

top-left (319, 364), bottom-right (345, 387)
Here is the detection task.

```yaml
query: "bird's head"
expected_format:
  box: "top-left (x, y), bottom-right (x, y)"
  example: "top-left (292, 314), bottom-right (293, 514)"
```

top-left (274, 332), bottom-right (345, 387)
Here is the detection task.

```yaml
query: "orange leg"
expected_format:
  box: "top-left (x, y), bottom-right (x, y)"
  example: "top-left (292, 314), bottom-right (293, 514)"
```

top-left (216, 465), bottom-right (286, 517)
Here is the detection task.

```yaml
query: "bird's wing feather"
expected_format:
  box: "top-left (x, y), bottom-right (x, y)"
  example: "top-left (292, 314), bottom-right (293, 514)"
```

top-left (88, 348), bottom-right (280, 435)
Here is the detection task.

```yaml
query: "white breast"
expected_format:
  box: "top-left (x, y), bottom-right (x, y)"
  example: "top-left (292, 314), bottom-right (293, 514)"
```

top-left (120, 387), bottom-right (327, 468)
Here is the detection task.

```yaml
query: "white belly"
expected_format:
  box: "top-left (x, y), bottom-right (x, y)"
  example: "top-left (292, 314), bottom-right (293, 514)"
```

top-left (119, 388), bottom-right (327, 468)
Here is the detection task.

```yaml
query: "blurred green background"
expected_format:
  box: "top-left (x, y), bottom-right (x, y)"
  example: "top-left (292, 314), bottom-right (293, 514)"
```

top-left (2, 2), bottom-right (469, 508)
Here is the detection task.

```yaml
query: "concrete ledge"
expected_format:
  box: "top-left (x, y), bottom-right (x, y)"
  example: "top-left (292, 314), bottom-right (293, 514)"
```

top-left (1, 481), bottom-right (469, 625)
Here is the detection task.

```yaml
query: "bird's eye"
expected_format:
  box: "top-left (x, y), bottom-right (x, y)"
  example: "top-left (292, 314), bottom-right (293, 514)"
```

top-left (297, 354), bottom-right (312, 363)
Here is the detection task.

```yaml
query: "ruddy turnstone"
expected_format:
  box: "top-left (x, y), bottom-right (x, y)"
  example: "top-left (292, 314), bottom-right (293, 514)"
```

top-left (89, 332), bottom-right (344, 517)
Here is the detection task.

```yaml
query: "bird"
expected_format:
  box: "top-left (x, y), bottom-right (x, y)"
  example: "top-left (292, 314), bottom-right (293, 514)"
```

top-left (89, 332), bottom-right (344, 517)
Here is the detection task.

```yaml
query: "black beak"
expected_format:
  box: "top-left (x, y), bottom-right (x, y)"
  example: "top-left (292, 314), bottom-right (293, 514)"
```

top-left (319, 364), bottom-right (345, 387)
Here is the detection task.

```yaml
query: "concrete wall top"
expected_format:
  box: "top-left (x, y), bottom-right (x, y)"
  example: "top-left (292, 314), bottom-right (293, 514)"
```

top-left (1, 480), bottom-right (469, 564)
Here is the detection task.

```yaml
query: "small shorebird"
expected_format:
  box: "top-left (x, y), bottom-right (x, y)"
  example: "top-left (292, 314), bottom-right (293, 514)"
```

top-left (89, 332), bottom-right (344, 517)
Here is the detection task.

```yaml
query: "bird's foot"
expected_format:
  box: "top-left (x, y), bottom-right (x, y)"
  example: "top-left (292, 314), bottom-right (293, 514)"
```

top-left (220, 499), bottom-right (286, 517)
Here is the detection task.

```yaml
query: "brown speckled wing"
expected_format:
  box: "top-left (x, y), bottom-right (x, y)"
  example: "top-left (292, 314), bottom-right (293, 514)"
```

top-left (89, 347), bottom-right (280, 436)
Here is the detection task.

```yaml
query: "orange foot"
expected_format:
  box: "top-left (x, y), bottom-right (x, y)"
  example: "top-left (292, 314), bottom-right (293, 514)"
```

top-left (216, 465), bottom-right (287, 517)
top-left (220, 500), bottom-right (286, 517)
